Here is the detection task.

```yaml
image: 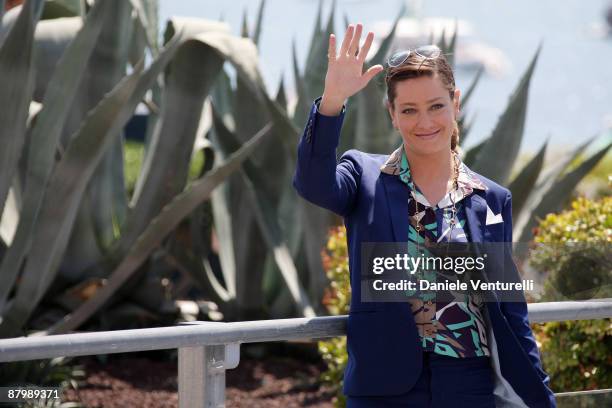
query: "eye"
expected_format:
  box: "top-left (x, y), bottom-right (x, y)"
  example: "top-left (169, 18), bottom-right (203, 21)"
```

top-left (402, 108), bottom-right (416, 114)
top-left (431, 103), bottom-right (445, 110)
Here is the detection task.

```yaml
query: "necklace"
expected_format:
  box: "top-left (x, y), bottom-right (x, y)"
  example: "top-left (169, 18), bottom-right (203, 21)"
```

top-left (413, 150), bottom-right (460, 253)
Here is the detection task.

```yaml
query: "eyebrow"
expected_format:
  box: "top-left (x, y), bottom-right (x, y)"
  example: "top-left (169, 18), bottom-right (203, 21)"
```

top-left (399, 97), bottom-right (444, 106)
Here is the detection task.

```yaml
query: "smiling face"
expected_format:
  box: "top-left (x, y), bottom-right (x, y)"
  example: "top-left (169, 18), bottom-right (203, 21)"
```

top-left (387, 75), bottom-right (460, 157)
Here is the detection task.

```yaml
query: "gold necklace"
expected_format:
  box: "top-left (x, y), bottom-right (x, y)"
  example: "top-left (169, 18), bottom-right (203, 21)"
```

top-left (414, 151), bottom-right (460, 252)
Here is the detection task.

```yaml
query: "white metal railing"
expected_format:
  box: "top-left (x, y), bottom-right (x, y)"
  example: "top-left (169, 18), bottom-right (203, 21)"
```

top-left (1, 300), bottom-right (611, 407)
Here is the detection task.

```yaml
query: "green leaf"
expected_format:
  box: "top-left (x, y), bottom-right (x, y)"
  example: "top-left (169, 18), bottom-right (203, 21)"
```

top-left (462, 137), bottom-right (488, 168)
top-left (0, 62), bottom-right (144, 338)
top-left (508, 140), bottom-right (548, 220)
top-left (291, 37), bottom-right (309, 127)
top-left (240, 8), bottom-right (248, 38)
top-left (275, 73), bottom-right (287, 110)
top-left (163, 17), bottom-right (230, 46)
top-left (252, 0), bottom-right (265, 46)
top-left (128, 0), bottom-right (158, 55)
top-left (211, 108), bottom-right (314, 317)
top-left (471, 45), bottom-right (541, 184)
top-left (513, 136), bottom-right (593, 247)
top-left (61, 0), bottom-right (134, 274)
top-left (30, 17), bottom-right (83, 101)
top-left (354, 78), bottom-right (394, 154)
top-left (0, 0), bottom-right (44, 229)
top-left (0, 32), bottom-right (183, 337)
top-left (0, 0), bottom-right (110, 311)
top-left (47, 123), bottom-right (273, 334)
top-left (210, 68), bottom-right (235, 123)
top-left (304, 0), bottom-right (324, 74)
top-left (116, 28), bottom-right (264, 259)
top-left (303, 0), bottom-right (334, 102)
top-left (516, 141), bottom-right (611, 246)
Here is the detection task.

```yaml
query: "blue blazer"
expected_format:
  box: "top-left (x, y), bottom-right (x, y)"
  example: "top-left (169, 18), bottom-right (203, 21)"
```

top-left (293, 100), bottom-right (556, 408)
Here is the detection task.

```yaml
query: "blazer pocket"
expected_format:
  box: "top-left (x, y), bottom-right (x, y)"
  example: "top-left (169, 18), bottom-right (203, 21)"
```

top-left (484, 223), bottom-right (505, 242)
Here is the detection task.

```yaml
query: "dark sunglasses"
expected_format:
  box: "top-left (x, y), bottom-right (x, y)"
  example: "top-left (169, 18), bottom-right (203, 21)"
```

top-left (386, 45), bottom-right (442, 68)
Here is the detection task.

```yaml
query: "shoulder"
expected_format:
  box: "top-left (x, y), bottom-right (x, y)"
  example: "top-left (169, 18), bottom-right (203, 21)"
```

top-left (470, 171), bottom-right (513, 227)
top-left (461, 161), bottom-right (512, 205)
top-left (339, 149), bottom-right (390, 174)
top-left (476, 173), bottom-right (511, 200)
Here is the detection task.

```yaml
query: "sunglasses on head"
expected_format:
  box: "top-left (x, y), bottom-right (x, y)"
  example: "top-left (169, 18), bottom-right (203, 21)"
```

top-left (386, 45), bottom-right (442, 68)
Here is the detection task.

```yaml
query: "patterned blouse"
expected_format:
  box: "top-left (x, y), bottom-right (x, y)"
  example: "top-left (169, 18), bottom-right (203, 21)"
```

top-left (380, 145), bottom-right (491, 358)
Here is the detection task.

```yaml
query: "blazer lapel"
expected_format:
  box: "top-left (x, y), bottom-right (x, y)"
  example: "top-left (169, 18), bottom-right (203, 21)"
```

top-left (465, 192), bottom-right (503, 302)
top-left (464, 191), bottom-right (487, 243)
top-left (381, 173), bottom-right (409, 242)
top-left (382, 173), bottom-right (489, 244)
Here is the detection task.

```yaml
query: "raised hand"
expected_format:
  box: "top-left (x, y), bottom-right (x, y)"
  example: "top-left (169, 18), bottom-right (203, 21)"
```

top-left (319, 23), bottom-right (384, 116)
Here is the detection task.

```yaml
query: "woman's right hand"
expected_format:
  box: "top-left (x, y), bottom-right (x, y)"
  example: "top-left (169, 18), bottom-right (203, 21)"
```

top-left (319, 23), bottom-right (384, 116)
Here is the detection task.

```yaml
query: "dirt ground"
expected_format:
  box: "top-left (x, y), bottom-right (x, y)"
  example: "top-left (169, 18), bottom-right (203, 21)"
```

top-left (62, 353), bottom-right (336, 407)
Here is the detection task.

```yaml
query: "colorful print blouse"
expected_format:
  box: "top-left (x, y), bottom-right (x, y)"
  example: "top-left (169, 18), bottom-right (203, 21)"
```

top-left (380, 145), bottom-right (491, 358)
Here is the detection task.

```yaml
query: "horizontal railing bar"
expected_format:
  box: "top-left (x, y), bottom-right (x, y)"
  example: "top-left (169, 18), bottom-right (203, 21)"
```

top-left (0, 300), bottom-right (611, 362)
top-left (526, 298), bottom-right (612, 323)
top-left (555, 388), bottom-right (612, 397)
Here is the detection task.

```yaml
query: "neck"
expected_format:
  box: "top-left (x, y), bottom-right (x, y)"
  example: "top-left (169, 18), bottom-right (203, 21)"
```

top-left (404, 145), bottom-right (454, 191)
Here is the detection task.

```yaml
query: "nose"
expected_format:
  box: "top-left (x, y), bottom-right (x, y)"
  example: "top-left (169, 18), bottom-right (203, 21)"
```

top-left (415, 111), bottom-right (435, 129)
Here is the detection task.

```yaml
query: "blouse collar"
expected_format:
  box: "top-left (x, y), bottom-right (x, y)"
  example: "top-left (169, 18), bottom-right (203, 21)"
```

top-left (380, 144), bottom-right (488, 206)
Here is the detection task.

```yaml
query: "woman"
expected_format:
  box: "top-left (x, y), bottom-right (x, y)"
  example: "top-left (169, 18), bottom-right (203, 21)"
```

top-left (293, 24), bottom-right (556, 407)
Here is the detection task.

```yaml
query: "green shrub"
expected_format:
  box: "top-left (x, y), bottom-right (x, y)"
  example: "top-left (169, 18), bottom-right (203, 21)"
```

top-left (530, 196), bottom-right (611, 392)
top-left (530, 196), bottom-right (611, 301)
top-left (318, 225), bottom-right (350, 408)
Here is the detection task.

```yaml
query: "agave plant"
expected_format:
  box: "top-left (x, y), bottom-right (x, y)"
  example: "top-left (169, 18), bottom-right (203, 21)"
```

top-left (0, 0), bottom-right (286, 337)
top-left (0, 0), bottom-right (608, 341)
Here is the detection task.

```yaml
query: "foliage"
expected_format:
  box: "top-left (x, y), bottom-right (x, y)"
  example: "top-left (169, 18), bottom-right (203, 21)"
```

top-left (532, 319), bottom-right (611, 393)
top-left (530, 196), bottom-right (611, 301)
top-left (0, 0), bottom-right (274, 337)
top-left (317, 226), bottom-right (350, 407)
top-left (529, 196), bottom-right (611, 392)
top-left (0, 357), bottom-right (84, 407)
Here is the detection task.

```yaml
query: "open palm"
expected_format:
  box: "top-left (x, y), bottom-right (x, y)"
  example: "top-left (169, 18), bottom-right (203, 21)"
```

top-left (323, 23), bottom-right (384, 104)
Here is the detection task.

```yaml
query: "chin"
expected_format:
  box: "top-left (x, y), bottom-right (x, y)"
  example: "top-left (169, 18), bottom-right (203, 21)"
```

top-left (405, 136), bottom-right (450, 156)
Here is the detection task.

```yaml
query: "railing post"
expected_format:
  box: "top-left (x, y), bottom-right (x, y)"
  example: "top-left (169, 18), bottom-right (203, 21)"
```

top-left (178, 322), bottom-right (240, 408)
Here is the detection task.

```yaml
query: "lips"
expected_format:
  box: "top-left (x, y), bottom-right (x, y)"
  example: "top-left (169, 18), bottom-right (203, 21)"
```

top-left (415, 130), bottom-right (440, 138)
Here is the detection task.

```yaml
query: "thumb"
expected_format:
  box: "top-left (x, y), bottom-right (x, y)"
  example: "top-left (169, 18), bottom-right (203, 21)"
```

top-left (363, 64), bottom-right (384, 84)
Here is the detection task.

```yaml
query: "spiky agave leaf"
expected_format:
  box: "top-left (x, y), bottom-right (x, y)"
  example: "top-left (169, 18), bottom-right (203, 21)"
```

top-left (508, 140), bottom-right (548, 220)
top-left (211, 106), bottom-right (314, 317)
top-left (470, 45), bottom-right (541, 185)
top-left (47, 123), bottom-right (273, 334)
top-left (115, 23), bottom-right (265, 272)
top-left (0, 0), bottom-right (44, 229)
top-left (0, 62), bottom-right (144, 338)
top-left (0, 33), bottom-right (184, 338)
top-left (0, 0), bottom-right (110, 311)
top-left (515, 141), bottom-right (612, 247)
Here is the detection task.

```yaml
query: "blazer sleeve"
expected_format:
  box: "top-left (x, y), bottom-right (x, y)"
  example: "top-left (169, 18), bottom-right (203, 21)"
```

top-left (500, 191), bottom-right (557, 405)
top-left (292, 97), bottom-right (361, 217)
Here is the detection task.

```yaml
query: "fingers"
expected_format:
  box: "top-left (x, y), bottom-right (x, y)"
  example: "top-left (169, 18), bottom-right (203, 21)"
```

top-left (357, 31), bottom-right (375, 61)
top-left (339, 24), bottom-right (354, 56)
top-left (363, 64), bottom-right (384, 83)
top-left (328, 33), bottom-right (336, 61)
top-left (348, 23), bottom-right (363, 57)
